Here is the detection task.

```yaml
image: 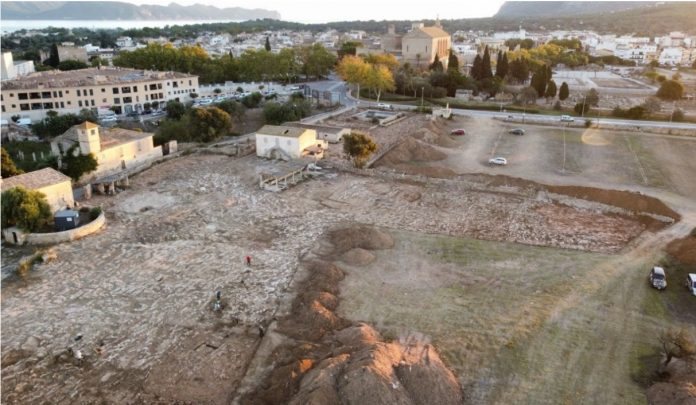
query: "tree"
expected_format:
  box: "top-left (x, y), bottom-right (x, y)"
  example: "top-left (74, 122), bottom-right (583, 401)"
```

top-left (495, 52), bottom-right (508, 79)
top-left (263, 100), bottom-right (312, 124)
top-left (213, 88), bottom-right (222, 94)
top-left (649, 60), bottom-right (660, 68)
top-left (241, 92), bottom-right (263, 108)
top-left (1, 147), bottom-right (24, 178)
top-left (60, 145), bottom-right (98, 181)
top-left (166, 100), bottom-right (186, 120)
top-left (265, 36), bottom-right (271, 52)
top-left (559, 82), bottom-right (570, 100)
top-left (481, 46), bottom-right (493, 79)
top-left (574, 102), bottom-right (591, 116)
top-left (47, 43), bottom-right (60, 67)
top-left (656, 80), bottom-right (684, 100)
top-left (693, 59), bottom-right (696, 69)
top-left (429, 54), bottom-right (444, 72)
top-left (343, 132), bottom-right (377, 168)
top-left (508, 58), bottom-right (529, 83)
top-left (672, 108), bottom-right (685, 122)
top-left (90, 56), bottom-right (105, 67)
top-left (659, 329), bottom-right (695, 369)
top-left (1, 186), bottom-right (53, 232)
top-left (300, 44), bottom-right (336, 80)
top-left (447, 49), bottom-right (459, 72)
top-left (530, 72), bottom-right (543, 97)
top-left (216, 99), bottom-right (246, 122)
top-left (189, 107), bottom-right (232, 142)
top-left (58, 60), bottom-right (88, 71)
top-left (190, 92), bottom-right (199, 100)
top-left (365, 64), bottom-right (395, 103)
top-left (520, 86), bottom-right (538, 105)
top-left (471, 54), bottom-right (483, 80)
top-left (545, 80), bottom-right (557, 98)
top-left (585, 88), bottom-right (600, 106)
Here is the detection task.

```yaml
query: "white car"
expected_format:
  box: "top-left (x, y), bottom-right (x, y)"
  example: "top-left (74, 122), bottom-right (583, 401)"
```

top-left (198, 99), bottom-right (213, 105)
top-left (687, 274), bottom-right (696, 296)
top-left (560, 115), bottom-right (575, 122)
top-left (488, 157), bottom-right (507, 166)
top-left (377, 103), bottom-right (392, 110)
top-left (99, 115), bottom-right (118, 122)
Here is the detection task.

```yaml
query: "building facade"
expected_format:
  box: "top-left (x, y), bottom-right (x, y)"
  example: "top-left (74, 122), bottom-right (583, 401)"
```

top-left (0, 167), bottom-right (74, 213)
top-left (1, 68), bottom-right (199, 122)
top-left (51, 122), bottom-right (163, 179)
top-left (255, 125), bottom-right (327, 160)
top-left (402, 22), bottom-right (451, 69)
top-left (1, 52), bottom-right (35, 81)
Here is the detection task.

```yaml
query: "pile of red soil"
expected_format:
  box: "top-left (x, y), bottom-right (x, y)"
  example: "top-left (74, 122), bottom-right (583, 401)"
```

top-left (666, 231), bottom-right (696, 265)
top-left (243, 225), bottom-right (463, 404)
top-left (646, 358), bottom-right (696, 405)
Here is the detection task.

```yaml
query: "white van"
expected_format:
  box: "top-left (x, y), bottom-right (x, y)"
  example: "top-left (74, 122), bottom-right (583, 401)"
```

top-left (560, 115), bottom-right (574, 122)
top-left (687, 274), bottom-right (696, 296)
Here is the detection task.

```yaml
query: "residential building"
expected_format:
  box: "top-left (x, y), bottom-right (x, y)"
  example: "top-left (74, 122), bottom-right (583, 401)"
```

top-left (402, 22), bottom-right (451, 69)
top-left (1, 52), bottom-right (35, 81)
top-left (284, 122), bottom-right (350, 143)
top-left (51, 122), bottom-right (163, 179)
top-left (0, 167), bottom-right (74, 213)
top-left (57, 45), bottom-right (89, 63)
top-left (1, 67), bottom-right (199, 122)
top-left (255, 125), bottom-right (328, 160)
top-left (659, 47), bottom-right (683, 66)
top-left (116, 36), bottom-right (135, 48)
top-left (380, 25), bottom-right (403, 54)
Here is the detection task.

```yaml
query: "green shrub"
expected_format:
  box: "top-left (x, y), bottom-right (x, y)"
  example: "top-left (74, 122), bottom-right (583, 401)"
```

top-left (1, 186), bottom-right (52, 232)
top-left (89, 206), bottom-right (102, 221)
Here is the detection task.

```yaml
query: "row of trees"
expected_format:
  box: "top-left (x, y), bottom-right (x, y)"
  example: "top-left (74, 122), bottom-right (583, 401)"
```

top-left (114, 43), bottom-right (336, 84)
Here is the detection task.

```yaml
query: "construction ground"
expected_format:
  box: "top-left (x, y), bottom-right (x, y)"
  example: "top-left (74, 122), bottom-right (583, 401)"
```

top-left (2, 110), bottom-right (696, 404)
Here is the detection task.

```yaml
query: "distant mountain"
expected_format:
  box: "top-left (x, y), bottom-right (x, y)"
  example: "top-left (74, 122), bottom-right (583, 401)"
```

top-left (1, 1), bottom-right (280, 21)
top-left (494, 1), bottom-right (655, 19)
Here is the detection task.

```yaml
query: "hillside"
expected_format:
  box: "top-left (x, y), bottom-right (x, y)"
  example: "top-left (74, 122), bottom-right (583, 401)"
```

top-left (495, 1), bottom-right (654, 18)
top-left (1, 1), bottom-right (280, 21)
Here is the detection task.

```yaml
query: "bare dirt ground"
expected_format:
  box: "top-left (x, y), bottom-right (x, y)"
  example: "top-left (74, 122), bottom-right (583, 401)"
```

top-left (3, 112), bottom-right (696, 404)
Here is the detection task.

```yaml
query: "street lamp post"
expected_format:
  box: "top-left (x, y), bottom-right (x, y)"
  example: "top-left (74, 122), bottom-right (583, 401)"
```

top-left (581, 94), bottom-right (587, 118)
top-left (421, 87), bottom-right (424, 108)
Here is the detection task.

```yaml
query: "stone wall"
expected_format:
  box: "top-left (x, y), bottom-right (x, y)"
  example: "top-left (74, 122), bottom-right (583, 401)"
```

top-left (16, 212), bottom-right (106, 245)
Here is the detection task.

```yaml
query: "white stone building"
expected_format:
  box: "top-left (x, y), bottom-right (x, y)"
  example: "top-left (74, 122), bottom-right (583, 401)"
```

top-left (0, 167), bottom-right (74, 213)
top-left (255, 125), bottom-right (327, 160)
top-left (51, 122), bottom-right (163, 179)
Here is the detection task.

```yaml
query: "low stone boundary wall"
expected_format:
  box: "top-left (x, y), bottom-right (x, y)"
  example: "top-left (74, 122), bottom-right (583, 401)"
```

top-left (23, 212), bottom-right (105, 245)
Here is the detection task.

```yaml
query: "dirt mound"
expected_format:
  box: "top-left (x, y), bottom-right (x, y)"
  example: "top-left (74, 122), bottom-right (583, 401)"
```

top-left (646, 382), bottom-right (696, 405)
top-left (546, 184), bottom-right (680, 222)
top-left (666, 233), bottom-right (696, 265)
top-left (290, 325), bottom-right (463, 405)
top-left (328, 225), bottom-right (395, 255)
top-left (377, 137), bottom-right (447, 167)
top-left (244, 227), bottom-right (463, 405)
top-left (340, 248), bottom-right (377, 266)
top-left (412, 128), bottom-right (459, 148)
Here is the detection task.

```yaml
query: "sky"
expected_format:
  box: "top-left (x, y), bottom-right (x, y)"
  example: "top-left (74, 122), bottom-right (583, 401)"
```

top-left (121, 0), bottom-right (507, 23)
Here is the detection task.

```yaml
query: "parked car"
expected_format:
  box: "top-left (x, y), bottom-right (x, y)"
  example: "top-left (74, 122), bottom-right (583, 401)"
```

top-left (151, 110), bottom-right (165, 117)
top-left (687, 273), bottom-right (696, 295)
top-left (376, 103), bottom-right (392, 110)
top-left (198, 99), bottom-right (213, 105)
top-left (99, 115), bottom-right (118, 122)
top-left (560, 115), bottom-right (575, 122)
top-left (450, 129), bottom-right (466, 135)
top-left (649, 266), bottom-right (667, 290)
top-left (488, 157), bottom-right (507, 166)
top-left (508, 128), bottom-right (525, 135)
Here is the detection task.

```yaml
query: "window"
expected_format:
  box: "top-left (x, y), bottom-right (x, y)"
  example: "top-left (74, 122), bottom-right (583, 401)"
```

top-left (101, 88), bottom-right (106, 93)
top-left (113, 87), bottom-right (119, 94)
top-left (123, 97), bottom-right (133, 103)
top-left (79, 100), bottom-right (83, 107)
top-left (172, 82), bottom-right (178, 88)
top-left (60, 102), bottom-right (65, 108)
top-left (41, 91), bottom-right (51, 98)
top-left (132, 86), bottom-right (137, 92)
top-left (43, 102), bottom-right (53, 109)
top-left (149, 84), bottom-right (157, 90)
top-left (189, 80), bottom-right (192, 85)
top-left (66, 90), bottom-right (70, 94)
top-left (9, 93), bottom-right (13, 97)
top-left (102, 98), bottom-right (107, 103)
top-left (53, 91), bottom-right (58, 97)
top-left (30, 92), bottom-right (41, 99)
top-left (90, 129), bottom-right (96, 135)
top-left (91, 100), bottom-right (95, 106)
top-left (31, 103), bottom-right (42, 110)
top-left (67, 101), bottom-right (71, 105)
top-left (18, 93), bottom-right (28, 100)
top-left (157, 83), bottom-right (162, 89)
top-left (77, 89), bottom-right (82, 96)
top-left (59, 91), bottom-right (63, 97)
top-left (121, 86), bottom-right (131, 93)
top-left (1, 105), bottom-right (4, 113)
top-left (89, 89), bottom-right (94, 96)
top-left (159, 93), bottom-right (163, 99)
top-left (114, 98), bottom-right (120, 104)
top-left (145, 94), bottom-right (149, 101)
top-left (20, 104), bottom-right (29, 111)
top-left (11, 104), bottom-right (16, 108)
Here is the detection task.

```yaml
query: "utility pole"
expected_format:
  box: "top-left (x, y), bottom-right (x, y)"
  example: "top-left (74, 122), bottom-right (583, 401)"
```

top-left (581, 94), bottom-right (587, 118)
top-left (421, 86), bottom-right (424, 108)
top-left (670, 101), bottom-right (675, 124)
